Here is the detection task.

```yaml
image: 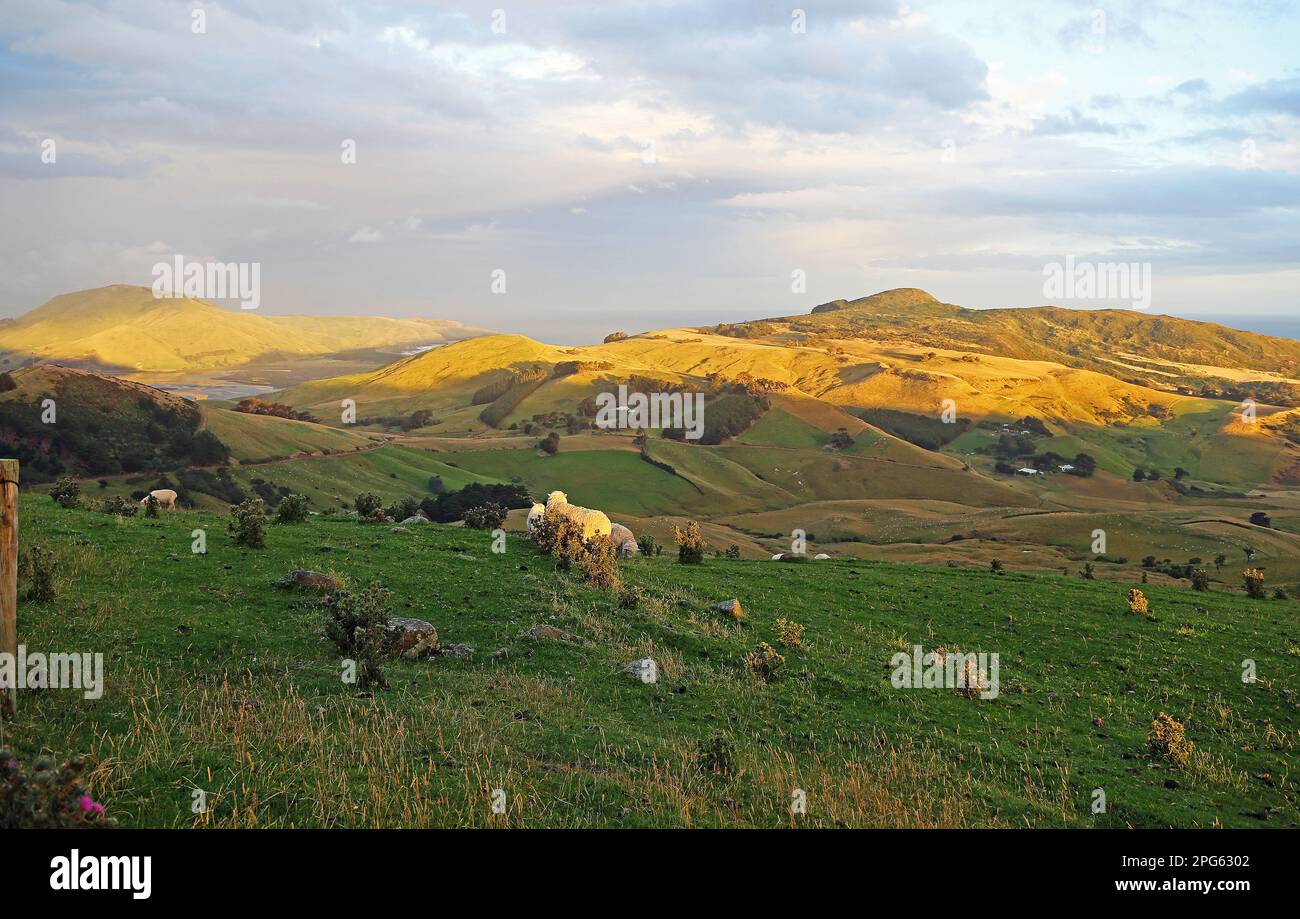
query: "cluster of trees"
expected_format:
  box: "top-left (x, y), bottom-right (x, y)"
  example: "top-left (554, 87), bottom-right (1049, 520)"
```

top-left (858, 408), bottom-right (971, 451)
top-left (358, 409), bottom-right (436, 431)
top-left (233, 398), bottom-right (318, 423)
top-left (418, 482), bottom-right (533, 522)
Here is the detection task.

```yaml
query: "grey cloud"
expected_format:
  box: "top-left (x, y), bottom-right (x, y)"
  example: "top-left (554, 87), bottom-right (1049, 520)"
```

top-left (1032, 108), bottom-right (1125, 136)
top-left (1216, 76), bottom-right (1300, 116)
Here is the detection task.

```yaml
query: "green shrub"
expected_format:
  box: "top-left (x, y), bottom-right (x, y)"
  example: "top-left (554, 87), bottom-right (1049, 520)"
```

top-left (354, 493), bottom-right (383, 520)
top-left (275, 493), bottom-right (310, 524)
top-left (19, 546), bottom-right (55, 603)
top-left (1190, 568), bottom-right (1210, 591)
top-left (636, 533), bottom-right (661, 556)
top-left (100, 496), bottom-right (137, 517)
top-left (49, 476), bottom-right (80, 509)
top-left (323, 583), bottom-right (393, 690)
top-left (0, 752), bottom-right (114, 828)
top-left (463, 503), bottom-right (507, 530)
top-left (385, 496), bottom-right (421, 522)
top-left (695, 734), bottom-right (734, 775)
top-left (228, 497), bottom-right (267, 548)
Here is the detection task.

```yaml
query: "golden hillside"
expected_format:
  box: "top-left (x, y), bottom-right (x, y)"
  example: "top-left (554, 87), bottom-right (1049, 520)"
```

top-left (0, 285), bottom-right (491, 372)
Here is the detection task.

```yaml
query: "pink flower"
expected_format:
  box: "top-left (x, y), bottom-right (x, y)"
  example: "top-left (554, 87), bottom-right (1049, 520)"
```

top-left (79, 795), bottom-right (104, 816)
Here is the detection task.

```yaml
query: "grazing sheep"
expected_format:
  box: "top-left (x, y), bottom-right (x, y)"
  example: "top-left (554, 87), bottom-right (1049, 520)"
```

top-left (527, 503), bottom-right (546, 534)
top-left (140, 489), bottom-right (178, 510)
top-left (544, 491), bottom-right (612, 541)
top-left (610, 523), bottom-right (639, 557)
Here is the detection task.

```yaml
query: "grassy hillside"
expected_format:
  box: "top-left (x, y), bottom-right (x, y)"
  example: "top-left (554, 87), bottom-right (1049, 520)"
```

top-left (6, 496), bottom-right (1295, 827)
top-left (0, 285), bottom-right (490, 372)
top-left (274, 290), bottom-right (1300, 495)
top-left (201, 405), bottom-right (376, 464)
top-left (0, 363), bottom-right (227, 482)
top-left (221, 444), bottom-right (502, 510)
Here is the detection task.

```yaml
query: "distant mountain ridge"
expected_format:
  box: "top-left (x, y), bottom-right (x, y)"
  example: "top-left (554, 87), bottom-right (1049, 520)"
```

top-left (0, 285), bottom-right (493, 372)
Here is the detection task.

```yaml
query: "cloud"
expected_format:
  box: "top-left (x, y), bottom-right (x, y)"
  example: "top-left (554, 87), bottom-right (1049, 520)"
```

top-left (1216, 75), bottom-right (1300, 116)
top-left (1032, 108), bottom-right (1125, 136)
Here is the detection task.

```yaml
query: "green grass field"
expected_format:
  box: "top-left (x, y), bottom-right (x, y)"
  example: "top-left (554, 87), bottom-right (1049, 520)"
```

top-left (201, 407), bottom-right (376, 463)
top-left (5, 495), bottom-right (1296, 828)
top-left (224, 444), bottom-right (500, 509)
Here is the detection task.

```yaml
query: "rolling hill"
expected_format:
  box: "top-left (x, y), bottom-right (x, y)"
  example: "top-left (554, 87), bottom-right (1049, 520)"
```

top-left (254, 289), bottom-right (1300, 590)
top-left (0, 285), bottom-right (492, 373)
top-left (275, 288), bottom-right (1300, 491)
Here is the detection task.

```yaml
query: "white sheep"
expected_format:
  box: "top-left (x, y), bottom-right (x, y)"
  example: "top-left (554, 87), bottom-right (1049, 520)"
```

top-left (610, 523), bottom-right (639, 557)
top-left (544, 491), bottom-right (612, 541)
top-left (527, 503), bottom-right (546, 534)
top-left (140, 489), bottom-right (177, 510)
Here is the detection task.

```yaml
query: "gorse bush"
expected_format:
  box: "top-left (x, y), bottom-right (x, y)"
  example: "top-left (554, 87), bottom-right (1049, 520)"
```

top-left (384, 496), bottom-right (421, 522)
top-left (532, 510), bottom-right (585, 565)
top-left (695, 734), bottom-right (734, 775)
top-left (228, 497), bottom-right (267, 548)
top-left (745, 642), bottom-right (786, 682)
top-left (463, 503), bottom-right (507, 530)
top-left (100, 496), bottom-right (137, 517)
top-left (275, 493), bottom-right (310, 524)
top-left (354, 493), bottom-right (383, 520)
top-left (774, 618), bottom-right (805, 649)
top-left (142, 494), bottom-right (159, 518)
top-left (636, 533), bottom-right (662, 557)
top-left (19, 545), bottom-right (55, 603)
top-left (673, 521), bottom-right (705, 565)
top-left (1148, 712), bottom-right (1195, 769)
top-left (49, 476), bottom-right (81, 509)
top-left (1127, 588), bottom-right (1149, 616)
top-left (577, 535), bottom-right (621, 591)
top-left (323, 582), bottom-right (393, 690)
top-left (1243, 568), bottom-right (1266, 599)
top-left (531, 511), bottom-right (621, 591)
top-left (1190, 568), bottom-right (1210, 591)
top-left (0, 752), bottom-right (114, 829)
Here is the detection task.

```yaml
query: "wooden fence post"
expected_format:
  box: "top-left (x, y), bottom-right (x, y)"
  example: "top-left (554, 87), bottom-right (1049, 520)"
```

top-left (0, 459), bottom-right (16, 720)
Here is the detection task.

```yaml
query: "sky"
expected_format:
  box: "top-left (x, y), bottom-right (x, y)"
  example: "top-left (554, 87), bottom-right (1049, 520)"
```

top-left (0, 0), bottom-right (1297, 343)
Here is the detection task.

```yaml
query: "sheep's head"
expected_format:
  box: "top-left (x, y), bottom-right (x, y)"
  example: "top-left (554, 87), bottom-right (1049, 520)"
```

top-left (545, 491), bottom-right (567, 507)
top-left (529, 503), bottom-right (545, 515)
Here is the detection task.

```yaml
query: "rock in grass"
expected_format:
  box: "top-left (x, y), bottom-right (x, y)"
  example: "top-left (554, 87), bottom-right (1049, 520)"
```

top-left (714, 599), bottom-right (744, 619)
top-left (401, 515), bottom-right (430, 525)
top-left (390, 526), bottom-right (408, 533)
top-left (626, 658), bottom-right (657, 684)
top-left (440, 643), bottom-right (474, 660)
top-left (813, 553), bottom-right (830, 560)
top-left (387, 617), bottom-right (438, 658)
top-left (274, 569), bottom-right (341, 592)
